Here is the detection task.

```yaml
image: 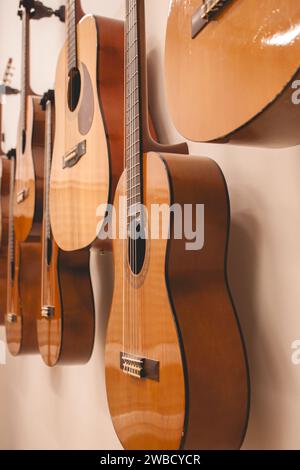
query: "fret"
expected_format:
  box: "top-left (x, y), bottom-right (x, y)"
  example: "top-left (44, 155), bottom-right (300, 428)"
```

top-left (20, 8), bottom-right (27, 134)
top-left (125, 0), bottom-right (143, 215)
top-left (44, 100), bottom-right (52, 241)
top-left (66, 0), bottom-right (77, 73)
top-left (127, 171), bottom-right (140, 183)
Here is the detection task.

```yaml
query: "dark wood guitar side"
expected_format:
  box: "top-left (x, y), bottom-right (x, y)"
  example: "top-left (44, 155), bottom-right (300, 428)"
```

top-left (105, 0), bottom-right (249, 450)
top-left (5, 155), bottom-right (40, 355)
top-left (0, 156), bottom-right (11, 325)
top-left (6, 1), bottom-right (46, 354)
top-left (165, 0), bottom-right (300, 147)
top-left (0, 59), bottom-right (17, 325)
top-left (37, 91), bottom-right (95, 367)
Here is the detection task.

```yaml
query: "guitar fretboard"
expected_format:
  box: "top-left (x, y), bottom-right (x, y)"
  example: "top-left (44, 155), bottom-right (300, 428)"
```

top-left (8, 156), bottom-right (15, 280)
top-left (44, 100), bottom-right (52, 242)
top-left (66, 0), bottom-right (77, 73)
top-left (125, 0), bottom-right (142, 218)
top-left (20, 8), bottom-right (28, 134)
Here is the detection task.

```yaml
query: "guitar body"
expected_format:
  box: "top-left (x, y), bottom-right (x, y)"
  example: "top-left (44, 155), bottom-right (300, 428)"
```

top-left (50, 14), bottom-right (124, 251)
top-left (14, 95), bottom-right (44, 242)
top-left (0, 158), bottom-right (11, 324)
top-left (165, 0), bottom-right (300, 147)
top-left (6, 241), bottom-right (40, 355)
top-left (38, 243), bottom-right (95, 366)
top-left (105, 152), bottom-right (249, 449)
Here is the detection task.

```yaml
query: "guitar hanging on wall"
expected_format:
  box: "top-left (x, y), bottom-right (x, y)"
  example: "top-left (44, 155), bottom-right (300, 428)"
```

top-left (6, 0), bottom-right (61, 355)
top-left (37, 90), bottom-right (95, 367)
top-left (50, 0), bottom-right (125, 252)
top-left (165, 0), bottom-right (300, 147)
top-left (105, 0), bottom-right (249, 450)
top-left (0, 59), bottom-right (19, 325)
top-left (50, 0), bottom-right (157, 252)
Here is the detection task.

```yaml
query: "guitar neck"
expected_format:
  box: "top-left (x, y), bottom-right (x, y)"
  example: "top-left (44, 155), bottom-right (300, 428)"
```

top-left (20, 7), bottom-right (31, 132)
top-left (8, 155), bottom-right (16, 282)
top-left (125, 0), bottom-right (144, 213)
top-left (43, 99), bottom-right (53, 244)
top-left (125, 0), bottom-right (187, 220)
top-left (66, 0), bottom-right (77, 72)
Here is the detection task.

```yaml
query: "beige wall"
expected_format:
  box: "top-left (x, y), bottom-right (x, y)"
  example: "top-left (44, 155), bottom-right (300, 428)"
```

top-left (0, 0), bottom-right (300, 450)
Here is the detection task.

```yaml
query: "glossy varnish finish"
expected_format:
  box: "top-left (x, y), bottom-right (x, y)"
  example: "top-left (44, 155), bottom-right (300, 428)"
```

top-left (105, 153), bottom-right (249, 449)
top-left (14, 95), bottom-right (45, 241)
top-left (38, 245), bottom-right (95, 366)
top-left (0, 157), bottom-right (11, 325)
top-left (165, 0), bottom-right (300, 146)
top-left (105, 0), bottom-right (249, 449)
top-left (50, 13), bottom-right (124, 251)
top-left (38, 94), bottom-right (95, 366)
top-left (6, 240), bottom-right (40, 355)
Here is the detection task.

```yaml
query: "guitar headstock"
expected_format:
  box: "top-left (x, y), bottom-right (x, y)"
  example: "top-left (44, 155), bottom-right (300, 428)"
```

top-left (2, 58), bottom-right (14, 87)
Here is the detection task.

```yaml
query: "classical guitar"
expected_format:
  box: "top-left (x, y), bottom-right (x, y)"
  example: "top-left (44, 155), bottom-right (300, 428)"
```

top-left (105, 0), bottom-right (249, 450)
top-left (13, 0), bottom-right (60, 244)
top-left (0, 59), bottom-right (18, 325)
top-left (165, 0), bottom-right (300, 147)
top-left (50, 0), bottom-right (124, 251)
top-left (37, 91), bottom-right (94, 366)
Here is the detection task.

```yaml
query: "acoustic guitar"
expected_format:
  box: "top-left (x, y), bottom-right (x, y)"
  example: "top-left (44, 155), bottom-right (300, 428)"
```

top-left (165, 0), bottom-right (300, 147)
top-left (37, 91), bottom-right (95, 366)
top-left (0, 59), bottom-right (17, 325)
top-left (6, 1), bottom-right (56, 355)
top-left (50, 0), bottom-right (124, 252)
top-left (105, 0), bottom-right (249, 450)
top-left (13, 0), bottom-right (60, 244)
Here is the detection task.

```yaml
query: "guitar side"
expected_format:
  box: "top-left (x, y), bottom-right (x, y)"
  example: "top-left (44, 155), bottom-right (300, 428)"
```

top-left (38, 244), bottom-right (95, 366)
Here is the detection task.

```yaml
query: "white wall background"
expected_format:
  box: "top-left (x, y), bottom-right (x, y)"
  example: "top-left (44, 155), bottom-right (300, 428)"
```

top-left (0, 0), bottom-right (300, 450)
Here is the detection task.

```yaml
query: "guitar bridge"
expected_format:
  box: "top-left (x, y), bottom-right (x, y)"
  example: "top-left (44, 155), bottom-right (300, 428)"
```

top-left (192, 0), bottom-right (232, 38)
top-left (41, 305), bottom-right (55, 318)
top-left (120, 352), bottom-right (159, 381)
top-left (17, 188), bottom-right (29, 204)
top-left (62, 140), bottom-right (86, 169)
top-left (7, 313), bottom-right (17, 323)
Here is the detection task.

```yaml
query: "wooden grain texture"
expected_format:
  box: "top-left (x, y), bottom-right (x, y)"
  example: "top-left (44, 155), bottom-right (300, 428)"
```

top-left (50, 15), bottom-right (124, 251)
top-left (105, 152), bottom-right (249, 450)
top-left (0, 158), bottom-right (11, 325)
top-left (38, 242), bottom-right (95, 366)
top-left (165, 0), bottom-right (300, 147)
top-left (6, 241), bottom-right (40, 356)
top-left (14, 95), bottom-right (45, 242)
top-left (39, 97), bottom-right (95, 366)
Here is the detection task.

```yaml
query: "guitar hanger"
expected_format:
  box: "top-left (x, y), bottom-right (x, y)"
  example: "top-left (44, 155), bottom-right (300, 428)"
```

top-left (18, 0), bottom-right (65, 22)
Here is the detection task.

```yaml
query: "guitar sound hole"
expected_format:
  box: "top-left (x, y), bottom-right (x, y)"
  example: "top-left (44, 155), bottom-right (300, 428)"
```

top-left (46, 237), bottom-right (52, 266)
top-left (67, 68), bottom-right (81, 112)
top-left (21, 129), bottom-right (26, 154)
top-left (128, 222), bottom-right (146, 275)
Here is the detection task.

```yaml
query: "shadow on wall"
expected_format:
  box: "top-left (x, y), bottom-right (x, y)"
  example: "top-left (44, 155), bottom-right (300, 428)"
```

top-left (228, 214), bottom-right (286, 449)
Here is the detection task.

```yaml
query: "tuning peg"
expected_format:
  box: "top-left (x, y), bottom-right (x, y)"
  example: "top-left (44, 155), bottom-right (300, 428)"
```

top-left (53, 5), bottom-right (65, 23)
top-left (4, 86), bottom-right (20, 95)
